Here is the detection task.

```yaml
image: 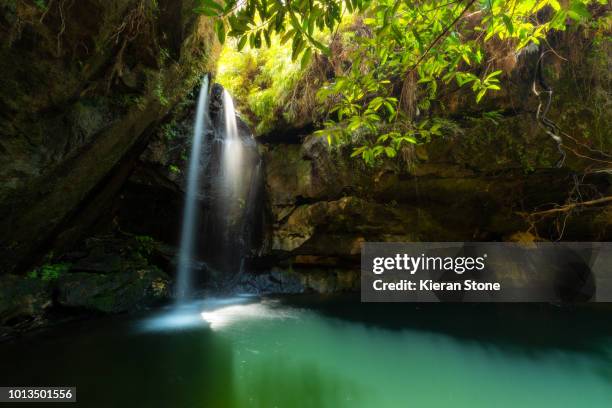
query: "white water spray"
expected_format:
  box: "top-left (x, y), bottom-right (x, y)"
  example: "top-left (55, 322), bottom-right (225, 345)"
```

top-left (221, 89), bottom-right (243, 196)
top-left (176, 76), bottom-right (209, 301)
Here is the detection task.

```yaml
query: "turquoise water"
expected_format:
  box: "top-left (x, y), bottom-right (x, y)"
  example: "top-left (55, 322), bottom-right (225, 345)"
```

top-left (2, 296), bottom-right (611, 407)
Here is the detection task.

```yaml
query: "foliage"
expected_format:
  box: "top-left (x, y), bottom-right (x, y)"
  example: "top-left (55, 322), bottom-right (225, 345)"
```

top-left (564, 15), bottom-right (612, 153)
top-left (217, 36), bottom-right (303, 134)
top-left (198, 0), bottom-right (604, 165)
top-left (196, 0), bottom-right (344, 64)
top-left (153, 48), bottom-right (172, 107)
top-left (161, 121), bottom-right (179, 141)
top-left (201, 0), bottom-right (358, 135)
top-left (312, 0), bottom-right (599, 165)
top-left (27, 262), bottom-right (71, 281)
top-left (134, 235), bottom-right (156, 256)
top-left (33, 0), bottom-right (46, 10)
top-left (154, 83), bottom-right (170, 107)
top-left (216, 15), bottom-right (351, 134)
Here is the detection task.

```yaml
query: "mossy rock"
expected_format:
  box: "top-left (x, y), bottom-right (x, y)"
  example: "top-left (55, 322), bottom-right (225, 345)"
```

top-left (56, 268), bottom-right (170, 313)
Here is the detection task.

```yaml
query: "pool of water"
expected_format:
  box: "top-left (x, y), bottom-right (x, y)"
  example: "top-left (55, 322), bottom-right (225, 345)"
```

top-left (2, 295), bottom-right (612, 407)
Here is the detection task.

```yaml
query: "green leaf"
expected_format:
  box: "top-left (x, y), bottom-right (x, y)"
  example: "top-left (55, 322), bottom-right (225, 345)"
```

top-left (280, 29), bottom-right (295, 45)
top-left (485, 70), bottom-right (503, 80)
top-left (194, 6), bottom-right (220, 16)
top-left (549, 0), bottom-right (561, 11)
top-left (549, 10), bottom-right (568, 29)
top-left (275, 11), bottom-right (285, 32)
top-left (476, 89), bottom-right (487, 103)
top-left (291, 36), bottom-right (304, 60)
top-left (249, 33), bottom-right (255, 48)
top-left (351, 146), bottom-right (367, 157)
top-left (237, 35), bottom-right (248, 51)
top-left (224, 0), bottom-right (237, 13)
top-left (502, 15), bottom-right (514, 35)
top-left (214, 20), bottom-right (225, 44)
top-left (264, 29), bottom-right (272, 48)
top-left (301, 47), bottom-right (312, 69)
top-left (403, 135), bottom-right (417, 144)
top-left (368, 97), bottom-right (384, 111)
top-left (228, 15), bottom-right (249, 32)
top-left (195, 0), bottom-right (224, 14)
top-left (568, 1), bottom-right (590, 20)
top-left (384, 147), bottom-right (396, 158)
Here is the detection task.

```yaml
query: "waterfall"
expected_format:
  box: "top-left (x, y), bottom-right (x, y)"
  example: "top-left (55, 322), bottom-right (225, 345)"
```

top-left (175, 76), bottom-right (210, 301)
top-left (174, 84), bottom-right (262, 299)
top-left (221, 90), bottom-right (243, 197)
top-left (207, 89), bottom-right (247, 274)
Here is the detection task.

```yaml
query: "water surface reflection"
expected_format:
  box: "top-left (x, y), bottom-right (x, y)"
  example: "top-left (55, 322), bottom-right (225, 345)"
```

top-left (1, 297), bottom-right (611, 407)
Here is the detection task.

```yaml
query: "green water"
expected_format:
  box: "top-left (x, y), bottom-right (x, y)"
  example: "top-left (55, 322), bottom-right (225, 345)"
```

top-left (2, 296), bottom-right (611, 407)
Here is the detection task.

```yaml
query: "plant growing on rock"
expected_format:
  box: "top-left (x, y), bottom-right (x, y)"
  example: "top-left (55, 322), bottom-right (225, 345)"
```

top-left (33, 0), bottom-right (47, 10)
top-left (27, 262), bottom-right (71, 281)
top-left (197, 0), bottom-right (605, 165)
top-left (134, 235), bottom-right (156, 256)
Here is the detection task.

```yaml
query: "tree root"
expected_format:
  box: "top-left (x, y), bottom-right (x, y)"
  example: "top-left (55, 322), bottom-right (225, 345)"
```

top-left (525, 196), bottom-right (612, 217)
top-left (519, 169), bottom-right (611, 240)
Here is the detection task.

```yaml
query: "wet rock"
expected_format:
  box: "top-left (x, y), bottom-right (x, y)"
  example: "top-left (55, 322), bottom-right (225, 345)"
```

top-left (228, 267), bottom-right (358, 295)
top-left (232, 270), bottom-right (305, 295)
top-left (272, 197), bottom-right (404, 252)
top-left (0, 275), bottom-right (52, 326)
top-left (298, 269), bottom-right (359, 293)
top-left (261, 119), bottom-right (610, 292)
top-left (72, 250), bottom-right (122, 274)
top-left (56, 268), bottom-right (169, 313)
top-left (0, 233), bottom-right (173, 333)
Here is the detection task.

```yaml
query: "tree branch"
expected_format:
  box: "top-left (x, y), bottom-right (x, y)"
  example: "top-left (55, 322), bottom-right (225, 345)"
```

top-left (526, 196), bottom-right (612, 217)
top-left (407, 0), bottom-right (477, 73)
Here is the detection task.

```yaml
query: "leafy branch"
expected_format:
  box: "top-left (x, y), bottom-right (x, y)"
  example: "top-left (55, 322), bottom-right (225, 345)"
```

top-left (195, 0), bottom-right (601, 166)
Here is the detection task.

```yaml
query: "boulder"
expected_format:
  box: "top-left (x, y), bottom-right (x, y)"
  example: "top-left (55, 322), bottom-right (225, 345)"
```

top-left (0, 274), bottom-right (52, 326)
top-left (56, 268), bottom-right (169, 313)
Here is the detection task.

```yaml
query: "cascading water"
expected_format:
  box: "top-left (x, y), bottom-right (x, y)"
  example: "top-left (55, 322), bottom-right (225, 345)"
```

top-left (174, 82), bottom-right (263, 299)
top-left (203, 89), bottom-right (249, 275)
top-left (221, 89), bottom-right (243, 199)
top-left (141, 85), bottom-right (265, 329)
top-left (175, 76), bottom-right (210, 301)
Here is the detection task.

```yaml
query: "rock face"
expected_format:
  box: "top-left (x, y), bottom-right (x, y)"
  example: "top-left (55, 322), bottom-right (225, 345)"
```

top-left (56, 268), bottom-right (168, 313)
top-left (0, 274), bottom-right (52, 329)
top-left (0, 233), bottom-right (170, 338)
top-left (55, 234), bottom-right (171, 313)
top-left (257, 29), bottom-right (612, 291)
top-left (260, 137), bottom-right (610, 291)
top-left (0, 0), bottom-right (218, 274)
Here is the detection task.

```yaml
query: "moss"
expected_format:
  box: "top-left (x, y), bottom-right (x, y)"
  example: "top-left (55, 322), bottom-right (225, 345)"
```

top-left (27, 262), bottom-right (71, 281)
top-left (133, 235), bottom-right (155, 256)
top-left (33, 0), bottom-right (46, 10)
top-left (446, 113), bottom-right (557, 174)
top-left (89, 294), bottom-right (116, 313)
